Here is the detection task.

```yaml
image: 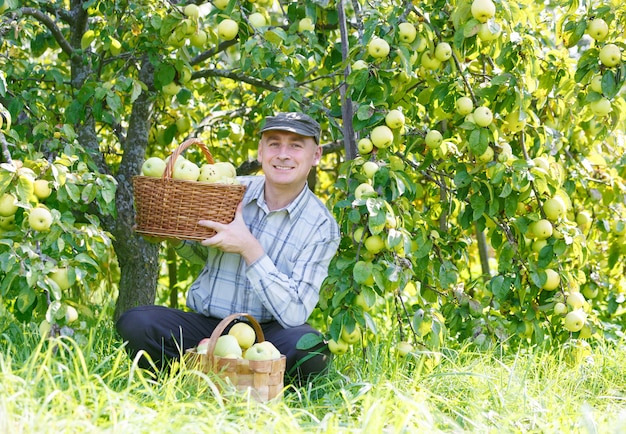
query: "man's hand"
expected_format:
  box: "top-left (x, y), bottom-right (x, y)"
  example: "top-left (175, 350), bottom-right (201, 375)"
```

top-left (198, 202), bottom-right (265, 265)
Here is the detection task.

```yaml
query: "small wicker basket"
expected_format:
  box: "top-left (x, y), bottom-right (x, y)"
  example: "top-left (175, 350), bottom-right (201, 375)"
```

top-left (186, 313), bottom-right (287, 402)
top-left (133, 138), bottom-right (246, 241)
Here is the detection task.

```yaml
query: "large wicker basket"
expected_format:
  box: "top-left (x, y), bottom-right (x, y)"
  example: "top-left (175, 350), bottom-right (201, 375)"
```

top-left (186, 313), bottom-right (287, 402)
top-left (133, 138), bottom-right (246, 241)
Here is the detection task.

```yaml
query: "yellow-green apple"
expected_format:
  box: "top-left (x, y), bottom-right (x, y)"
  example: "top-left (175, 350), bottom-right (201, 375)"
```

top-left (531, 219), bottom-right (553, 240)
top-left (473, 106), bottom-right (493, 127)
top-left (214, 161), bottom-right (237, 178)
top-left (543, 197), bottom-right (566, 221)
top-left (455, 97), bottom-right (474, 116)
top-left (599, 43), bottom-right (621, 67)
top-left (109, 37), bottom-right (122, 56)
top-left (589, 74), bottom-right (603, 93)
top-left (162, 81), bottom-right (181, 96)
top-left (586, 18), bottom-right (608, 41)
top-left (249, 12), bottom-right (267, 28)
top-left (362, 161), bottom-right (379, 178)
top-left (398, 22), bottom-right (417, 43)
top-left (65, 305), bottom-right (78, 323)
top-left (589, 97), bottom-right (612, 116)
top-left (218, 18), bottom-right (239, 40)
top-left (476, 146), bottom-right (494, 163)
top-left (421, 51), bottom-right (441, 70)
top-left (505, 110), bottom-right (526, 133)
top-left (566, 292), bottom-right (586, 310)
top-left (542, 268), bottom-right (560, 291)
top-left (498, 142), bottom-right (513, 162)
top-left (578, 324), bottom-right (592, 339)
top-left (354, 182), bottom-right (376, 200)
top-left (189, 29), bottom-right (208, 48)
top-left (39, 319), bottom-right (51, 339)
top-left (245, 341), bottom-right (281, 360)
top-left (214, 335), bottom-right (243, 357)
top-left (341, 325), bottom-right (361, 345)
top-left (0, 193), bottom-right (18, 217)
top-left (50, 267), bottom-right (71, 291)
top-left (434, 42), bottom-right (452, 62)
top-left (357, 138), bottom-right (374, 154)
top-left (532, 156), bottom-right (550, 172)
top-left (352, 60), bottom-right (369, 71)
top-left (385, 109), bottom-right (405, 129)
top-left (173, 160), bottom-right (200, 181)
top-left (425, 129), bottom-right (443, 149)
top-left (477, 22), bottom-right (501, 41)
top-left (213, 0), bottom-right (229, 10)
top-left (198, 164), bottom-right (222, 183)
top-left (176, 117), bottom-right (192, 133)
top-left (471, 0), bottom-right (496, 23)
top-left (228, 322), bottom-right (256, 350)
top-left (576, 210), bottom-right (592, 231)
top-left (553, 302), bottom-right (567, 316)
top-left (29, 207), bottom-right (53, 232)
top-left (396, 341), bottom-right (414, 356)
top-left (531, 238), bottom-right (547, 253)
top-left (34, 179), bottom-right (53, 200)
top-left (370, 125), bottom-right (394, 149)
top-left (142, 157), bottom-right (166, 177)
top-left (368, 37), bottom-right (390, 59)
top-left (327, 338), bottom-right (349, 355)
top-left (364, 234), bottom-right (385, 254)
top-left (0, 214), bottom-right (16, 230)
top-left (563, 309), bottom-right (586, 332)
top-left (355, 292), bottom-right (372, 311)
top-left (183, 4), bottom-right (200, 18)
top-left (298, 17), bottom-right (315, 32)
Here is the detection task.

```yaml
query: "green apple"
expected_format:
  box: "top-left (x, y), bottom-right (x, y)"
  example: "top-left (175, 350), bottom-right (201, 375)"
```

top-left (471, 0), bottom-right (496, 23)
top-left (532, 156), bottom-right (550, 172)
top-left (367, 37), bottom-right (390, 59)
top-left (0, 193), bottom-right (18, 217)
top-left (455, 97), bottom-right (474, 116)
top-left (218, 18), bottom-right (239, 41)
top-left (425, 129), bottom-right (443, 149)
top-left (566, 292), bottom-right (586, 310)
top-left (352, 60), bottom-right (369, 71)
top-left (198, 164), bottom-right (222, 183)
top-left (29, 207), bottom-right (53, 232)
top-left (50, 267), bottom-right (71, 291)
top-left (162, 81), bottom-right (181, 96)
top-left (244, 341), bottom-right (280, 361)
top-left (109, 37), bottom-right (122, 56)
top-left (327, 338), bottom-right (349, 355)
top-left (341, 325), bottom-right (361, 345)
top-left (553, 302), bottom-right (567, 316)
top-left (65, 305), bottom-right (78, 324)
top-left (421, 51), bottom-right (441, 70)
top-left (589, 98), bottom-right (612, 116)
top-left (398, 22), bottom-right (417, 43)
top-left (249, 12), bottom-right (267, 28)
top-left (298, 17), bottom-right (315, 33)
top-left (189, 29), bottom-right (208, 48)
top-left (385, 109), bottom-right (405, 129)
top-left (175, 116), bottom-right (192, 133)
top-left (531, 238), bottom-right (547, 253)
top-left (172, 160), bottom-right (200, 181)
top-left (213, 0), bottom-right (229, 10)
top-left (542, 268), bottom-right (560, 291)
top-left (196, 337), bottom-right (212, 355)
top-left (354, 182), bottom-right (376, 200)
top-left (590, 74), bottom-right (603, 93)
top-left (563, 309), bottom-right (586, 332)
top-left (0, 214), bottom-right (16, 230)
top-left (473, 106), bottom-right (493, 127)
top-left (531, 219), bottom-right (553, 240)
top-left (357, 138), bottom-right (374, 154)
top-left (362, 161), bottom-right (379, 179)
top-left (476, 146), bottom-right (494, 164)
top-left (396, 341), bottom-right (414, 356)
top-left (586, 18), bottom-right (609, 41)
top-left (34, 179), bottom-right (53, 200)
top-left (214, 335), bottom-right (243, 357)
top-left (214, 161), bottom-right (237, 178)
top-left (183, 4), bottom-right (200, 18)
top-left (370, 125), bottom-right (394, 149)
top-left (543, 197), bottom-right (566, 221)
top-left (142, 157), bottom-right (167, 177)
top-left (228, 322), bottom-right (256, 350)
top-left (576, 210), bottom-right (592, 231)
top-left (364, 234), bottom-right (385, 254)
top-left (505, 110), bottom-right (526, 133)
top-left (355, 292), bottom-right (372, 311)
top-left (434, 42), bottom-right (452, 62)
top-left (477, 22), bottom-right (501, 41)
top-left (599, 43), bottom-right (621, 67)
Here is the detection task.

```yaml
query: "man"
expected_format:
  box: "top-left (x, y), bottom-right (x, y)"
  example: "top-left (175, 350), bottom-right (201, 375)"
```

top-left (117, 112), bottom-right (341, 384)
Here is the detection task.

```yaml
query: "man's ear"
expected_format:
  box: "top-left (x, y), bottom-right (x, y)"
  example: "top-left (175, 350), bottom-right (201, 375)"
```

top-left (256, 140), bottom-right (263, 163)
top-left (312, 145), bottom-right (322, 166)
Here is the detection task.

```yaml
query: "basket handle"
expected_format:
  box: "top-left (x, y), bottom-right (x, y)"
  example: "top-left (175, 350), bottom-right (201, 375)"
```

top-left (163, 138), bottom-right (215, 179)
top-left (204, 313), bottom-right (265, 364)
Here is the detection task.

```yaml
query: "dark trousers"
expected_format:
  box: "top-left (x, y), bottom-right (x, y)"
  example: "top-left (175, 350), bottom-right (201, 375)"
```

top-left (115, 305), bottom-right (329, 385)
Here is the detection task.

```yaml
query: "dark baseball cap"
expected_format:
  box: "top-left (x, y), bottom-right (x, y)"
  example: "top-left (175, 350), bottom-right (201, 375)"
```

top-left (259, 112), bottom-right (321, 144)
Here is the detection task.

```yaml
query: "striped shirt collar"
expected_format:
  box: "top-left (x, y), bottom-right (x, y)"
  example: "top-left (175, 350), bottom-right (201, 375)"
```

top-left (244, 177), bottom-right (311, 220)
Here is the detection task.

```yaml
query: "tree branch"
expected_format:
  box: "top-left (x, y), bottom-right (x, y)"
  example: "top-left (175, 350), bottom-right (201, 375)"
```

top-left (19, 7), bottom-right (74, 56)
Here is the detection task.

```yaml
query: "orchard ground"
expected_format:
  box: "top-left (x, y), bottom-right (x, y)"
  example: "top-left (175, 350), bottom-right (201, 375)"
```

top-left (1, 309), bottom-right (626, 433)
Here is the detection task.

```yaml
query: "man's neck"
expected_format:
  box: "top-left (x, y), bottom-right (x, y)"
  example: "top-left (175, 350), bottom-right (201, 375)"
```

top-left (263, 182), bottom-right (306, 211)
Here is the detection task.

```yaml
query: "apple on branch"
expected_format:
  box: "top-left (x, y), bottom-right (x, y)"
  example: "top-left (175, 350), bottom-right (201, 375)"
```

top-left (471, 0), bottom-right (496, 23)
top-left (586, 18), bottom-right (609, 42)
top-left (357, 138), bottom-right (374, 154)
top-left (370, 125), bottom-right (394, 149)
top-left (367, 37), bottom-right (390, 59)
top-left (599, 43), bottom-right (621, 67)
top-left (218, 19), bottom-right (239, 41)
top-left (397, 22), bottom-right (417, 43)
top-left (298, 17), bottom-right (315, 33)
top-left (0, 192), bottom-right (18, 217)
top-left (385, 109), bottom-right (405, 129)
top-left (29, 207), bottom-right (53, 232)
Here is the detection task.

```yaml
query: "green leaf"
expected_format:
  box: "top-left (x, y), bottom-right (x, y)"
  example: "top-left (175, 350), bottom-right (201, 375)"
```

top-left (296, 332), bottom-right (324, 350)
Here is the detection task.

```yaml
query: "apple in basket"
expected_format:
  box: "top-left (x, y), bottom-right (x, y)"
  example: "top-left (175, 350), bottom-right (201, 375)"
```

top-left (141, 157), bottom-right (166, 177)
top-left (243, 341), bottom-right (281, 361)
top-left (213, 335), bottom-right (243, 358)
top-left (173, 159), bottom-right (200, 181)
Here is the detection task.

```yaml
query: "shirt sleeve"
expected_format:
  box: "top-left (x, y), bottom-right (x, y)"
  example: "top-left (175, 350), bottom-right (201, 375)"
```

top-left (245, 235), bottom-right (340, 328)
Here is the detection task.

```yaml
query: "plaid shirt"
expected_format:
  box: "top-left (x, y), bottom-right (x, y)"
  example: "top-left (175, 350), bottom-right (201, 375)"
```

top-left (177, 176), bottom-right (340, 328)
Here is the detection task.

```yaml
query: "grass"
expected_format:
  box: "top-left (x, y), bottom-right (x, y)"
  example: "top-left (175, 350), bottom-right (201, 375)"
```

top-left (1, 321), bottom-right (626, 433)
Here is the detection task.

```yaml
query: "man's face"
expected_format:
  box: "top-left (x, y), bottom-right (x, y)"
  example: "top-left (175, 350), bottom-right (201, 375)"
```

top-left (257, 130), bottom-right (321, 187)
